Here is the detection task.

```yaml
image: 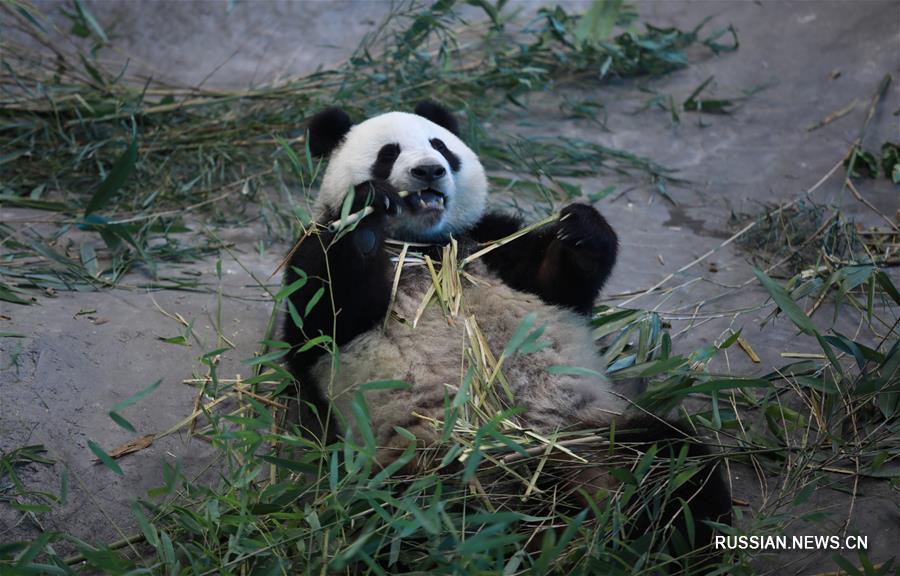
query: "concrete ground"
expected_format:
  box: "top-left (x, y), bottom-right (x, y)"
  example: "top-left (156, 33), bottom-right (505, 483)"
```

top-left (2, 1), bottom-right (898, 573)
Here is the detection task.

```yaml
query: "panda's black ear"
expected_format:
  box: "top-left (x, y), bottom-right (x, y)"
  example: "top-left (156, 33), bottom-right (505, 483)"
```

top-left (307, 108), bottom-right (353, 157)
top-left (414, 100), bottom-right (459, 136)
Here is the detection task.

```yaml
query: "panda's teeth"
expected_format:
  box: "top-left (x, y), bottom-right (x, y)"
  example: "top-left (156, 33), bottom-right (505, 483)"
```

top-left (437, 197), bottom-right (444, 206)
top-left (419, 199), bottom-right (427, 208)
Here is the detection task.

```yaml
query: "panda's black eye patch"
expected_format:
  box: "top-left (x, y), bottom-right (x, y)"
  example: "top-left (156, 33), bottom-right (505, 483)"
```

top-left (371, 143), bottom-right (401, 181)
top-left (430, 138), bottom-right (461, 172)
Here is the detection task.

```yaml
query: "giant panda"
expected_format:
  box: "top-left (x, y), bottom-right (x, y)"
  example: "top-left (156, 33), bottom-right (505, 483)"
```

top-left (282, 100), bottom-right (731, 555)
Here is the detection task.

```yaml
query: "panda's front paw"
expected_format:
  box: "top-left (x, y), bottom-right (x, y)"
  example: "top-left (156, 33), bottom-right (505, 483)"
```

top-left (352, 180), bottom-right (404, 217)
top-left (556, 204), bottom-right (617, 254)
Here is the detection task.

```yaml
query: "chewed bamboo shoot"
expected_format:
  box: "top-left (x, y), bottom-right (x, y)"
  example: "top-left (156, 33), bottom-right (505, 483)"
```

top-left (327, 190), bottom-right (412, 231)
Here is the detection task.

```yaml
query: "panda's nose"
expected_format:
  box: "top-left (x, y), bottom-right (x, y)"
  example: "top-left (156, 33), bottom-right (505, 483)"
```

top-left (410, 164), bottom-right (446, 183)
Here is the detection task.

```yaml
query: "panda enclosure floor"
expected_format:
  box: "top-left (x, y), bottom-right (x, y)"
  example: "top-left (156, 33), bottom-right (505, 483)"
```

top-left (1, 1), bottom-right (897, 572)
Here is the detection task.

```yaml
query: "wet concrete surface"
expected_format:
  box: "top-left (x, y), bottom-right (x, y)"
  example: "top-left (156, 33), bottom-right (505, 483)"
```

top-left (2, 1), bottom-right (898, 572)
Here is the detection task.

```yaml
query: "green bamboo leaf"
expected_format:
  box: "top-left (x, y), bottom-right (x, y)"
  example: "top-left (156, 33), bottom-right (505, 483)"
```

top-left (15, 5), bottom-right (48, 33)
top-left (258, 455), bottom-right (318, 474)
top-left (754, 267), bottom-right (819, 333)
top-left (875, 271), bottom-right (900, 305)
top-left (304, 286), bottom-right (325, 317)
top-left (108, 412), bottom-right (135, 433)
top-left (107, 379), bottom-right (161, 432)
top-left (74, 0), bottom-right (108, 42)
top-left (275, 135), bottom-right (306, 179)
top-left (296, 334), bottom-right (332, 354)
top-left (88, 440), bottom-right (124, 476)
top-left (680, 499), bottom-right (695, 547)
top-left (351, 393), bottom-right (376, 453)
top-left (518, 323), bottom-right (550, 355)
top-left (793, 480), bottom-right (817, 506)
top-left (465, 0), bottom-right (502, 28)
top-left (84, 139), bottom-right (138, 216)
top-left (719, 329), bottom-right (742, 349)
top-left (368, 434), bottom-right (416, 486)
top-left (274, 272), bottom-right (308, 302)
top-left (830, 554), bottom-right (864, 576)
top-left (609, 356), bottom-right (689, 379)
top-left (242, 348), bottom-right (291, 366)
top-left (0, 195), bottom-right (68, 211)
top-left (502, 312), bottom-right (537, 357)
top-left (825, 334), bottom-right (883, 368)
top-left (286, 299), bottom-right (304, 329)
top-left (672, 467), bottom-right (700, 490)
top-left (79, 53), bottom-right (105, 85)
top-left (659, 378), bottom-right (769, 398)
top-left (11, 502), bottom-right (52, 514)
top-left (11, 531), bottom-right (54, 565)
top-left (358, 380), bottom-right (411, 391)
top-left (838, 264), bottom-right (875, 291)
top-left (547, 364), bottom-right (606, 378)
top-left (110, 379), bottom-right (162, 414)
top-left (80, 243), bottom-right (99, 277)
top-left (131, 501), bottom-right (159, 548)
top-left (160, 530), bottom-right (175, 567)
top-left (0, 282), bottom-right (31, 305)
top-left (796, 376), bottom-right (839, 394)
top-left (574, 0), bottom-right (623, 45)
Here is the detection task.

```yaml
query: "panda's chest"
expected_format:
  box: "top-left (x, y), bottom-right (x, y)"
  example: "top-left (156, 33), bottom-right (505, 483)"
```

top-left (384, 255), bottom-right (509, 323)
top-left (386, 264), bottom-right (442, 325)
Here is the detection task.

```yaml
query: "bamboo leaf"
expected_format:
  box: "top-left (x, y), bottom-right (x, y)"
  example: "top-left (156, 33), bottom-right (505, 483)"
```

top-left (304, 286), bottom-right (325, 317)
top-left (574, 0), bottom-right (623, 45)
top-left (131, 501), bottom-right (160, 548)
top-left (84, 139), bottom-right (138, 215)
top-left (274, 271), bottom-right (308, 302)
top-left (0, 282), bottom-right (31, 305)
top-left (109, 379), bottom-right (162, 414)
top-left (658, 378), bottom-right (769, 398)
top-left (754, 267), bottom-right (817, 334)
top-left (88, 440), bottom-right (124, 476)
top-left (75, 0), bottom-right (108, 43)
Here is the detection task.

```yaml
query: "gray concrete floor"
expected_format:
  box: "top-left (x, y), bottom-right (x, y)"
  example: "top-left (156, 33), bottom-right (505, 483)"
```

top-left (2, 1), bottom-right (898, 573)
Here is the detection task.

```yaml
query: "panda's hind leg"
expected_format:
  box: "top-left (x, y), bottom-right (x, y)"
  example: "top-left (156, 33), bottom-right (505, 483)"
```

top-left (608, 417), bottom-right (731, 564)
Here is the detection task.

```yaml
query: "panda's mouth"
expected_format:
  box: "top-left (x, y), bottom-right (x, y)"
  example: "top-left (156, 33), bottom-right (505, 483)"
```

top-left (405, 189), bottom-right (446, 214)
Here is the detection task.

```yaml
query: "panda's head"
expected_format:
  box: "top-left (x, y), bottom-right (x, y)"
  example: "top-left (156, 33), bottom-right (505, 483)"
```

top-left (307, 101), bottom-right (488, 242)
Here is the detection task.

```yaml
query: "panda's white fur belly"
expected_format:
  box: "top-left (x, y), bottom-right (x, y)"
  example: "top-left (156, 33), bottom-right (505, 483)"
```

top-left (309, 259), bottom-right (627, 452)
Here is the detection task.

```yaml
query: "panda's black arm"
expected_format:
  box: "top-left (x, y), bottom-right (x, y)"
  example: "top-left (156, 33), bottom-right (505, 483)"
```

top-left (471, 204), bottom-right (618, 314)
top-left (284, 181), bottom-right (400, 377)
